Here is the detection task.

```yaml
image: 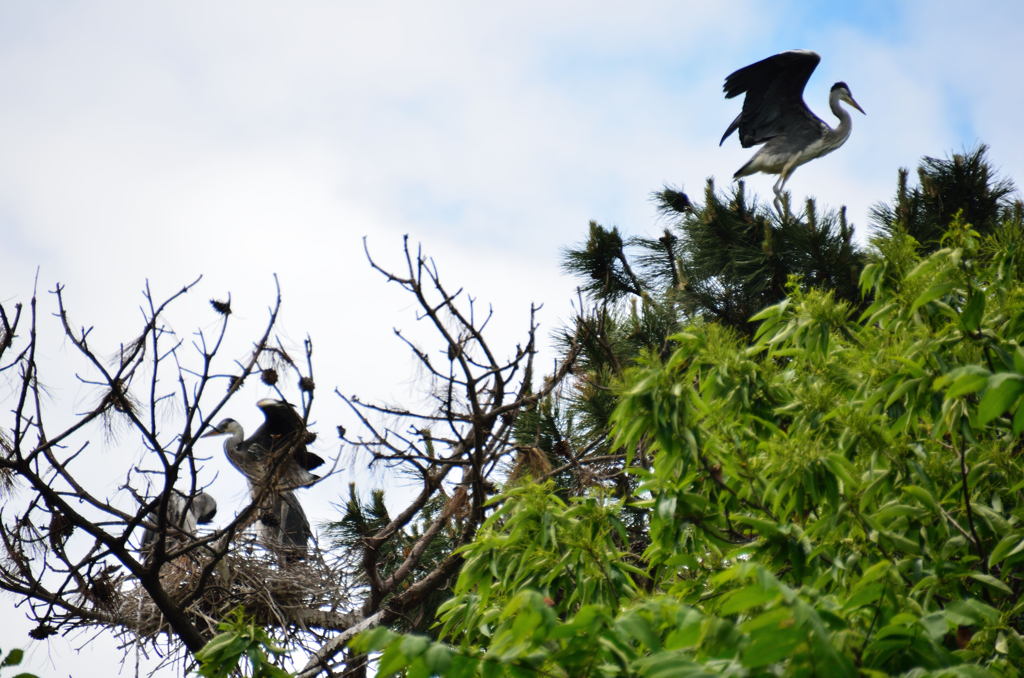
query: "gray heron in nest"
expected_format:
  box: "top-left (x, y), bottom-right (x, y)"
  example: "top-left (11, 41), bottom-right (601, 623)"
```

top-left (139, 489), bottom-right (217, 561)
top-left (720, 50), bottom-right (864, 216)
top-left (204, 399), bottom-right (324, 559)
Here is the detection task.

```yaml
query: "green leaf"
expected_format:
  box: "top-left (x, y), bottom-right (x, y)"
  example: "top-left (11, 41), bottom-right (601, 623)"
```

top-left (447, 655), bottom-right (481, 678)
top-left (945, 599), bottom-right (1000, 626)
top-left (968, 573), bottom-right (1013, 595)
top-left (876, 529), bottom-right (920, 554)
top-left (1, 649), bottom-right (23, 668)
top-left (901, 485), bottom-right (940, 513)
top-left (741, 626), bottom-right (805, 668)
top-left (874, 623), bottom-right (916, 640)
top-left (988, 533), bottom-right (1024, 568)
top-left (858, 559), bottom-right (893, 584)
top-left (885, 378), bottom-right (922, 408)
top-left (352, 626), bottom-right (395, 653)
top-left (664, 609), bottom-right (704, 649)
top-left (843, 582), bottom-right (886, 610)
top-left (734, 516), bottom-right (782, 537)
top-left (631, 650), bottom-right (707, 678)
top-left (960, 289), bottom-right (985, 332)
top-left (616, 612), bottom-right (661, 651)
top-left (739, 607), bottom-right (794, 634)
top-left (919, 612), bottom-right (948, 640)
top-left (823, 453), bottom-right (857, 489)
top-left (480, 658), bottom-right (504, 678)
top-left (976, 373), bottom-right (1024, 425)
top-left (376, 640), bottom-right (410, 677)
top-left (1014, 401), bottom-right (1024, 435)
top-left (938, 365), bottom-right (991, 399)
top-left (194, 632), bottom-right (240, 662)
top-left (423, 644), bottom-right (452, 673)
top-left (399, 635), bottom-right (430, 659)
top-left (657, 496), bottom-right (677, 521)
top-left (719, 584), bottom-right (779, 615)
top-left (751, 299), bottom-right (790, 323)
top-left (873, 503), bottom-right (924, 522)
top-left (911, 280), bottom-right (957, 312)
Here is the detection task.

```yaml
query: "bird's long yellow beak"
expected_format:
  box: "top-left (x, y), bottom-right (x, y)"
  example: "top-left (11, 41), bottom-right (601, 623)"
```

top-left (846, 94), bottom-right (865, 115)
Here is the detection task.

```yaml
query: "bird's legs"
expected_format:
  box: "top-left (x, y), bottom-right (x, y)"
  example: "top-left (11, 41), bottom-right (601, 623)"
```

top-left (773, 163), bottom-right (798, 219)
top-left (772, 177), bottom-right (787, 218)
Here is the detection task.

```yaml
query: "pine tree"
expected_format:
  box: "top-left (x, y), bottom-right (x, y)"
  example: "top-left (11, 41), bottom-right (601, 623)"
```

top-left (546, 180), bottom-right (866, 475)
top-left (870, 144), bottom-right (1021, 249)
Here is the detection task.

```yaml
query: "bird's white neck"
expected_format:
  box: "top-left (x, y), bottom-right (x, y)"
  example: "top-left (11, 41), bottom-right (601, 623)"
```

top-left (224, 424), bottom-right (244, 448)
top-left (221, 423), bottom-right (246, 470)
top-left (828, 89), bottom-right (854, 147)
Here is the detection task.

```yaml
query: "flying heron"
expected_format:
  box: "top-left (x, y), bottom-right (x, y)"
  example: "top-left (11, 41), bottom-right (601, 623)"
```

top-left (720, 50), bottom-right (864, 216)
top-left (204, 399), bottom-right (324, 559)
top-left (139, 489), bottom-right (217, 560)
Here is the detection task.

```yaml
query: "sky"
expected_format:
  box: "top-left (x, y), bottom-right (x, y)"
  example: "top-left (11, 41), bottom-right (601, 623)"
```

top-left (2, 2), bottom-right (1023, 675)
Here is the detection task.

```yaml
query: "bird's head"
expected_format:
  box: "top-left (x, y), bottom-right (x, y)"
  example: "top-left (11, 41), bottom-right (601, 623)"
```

top-left (192, 492), bottom-right (218, 524)
top-left (202, 418), bottom-right (243, 438)
top-left (831, 82), bottom-right (865, 115)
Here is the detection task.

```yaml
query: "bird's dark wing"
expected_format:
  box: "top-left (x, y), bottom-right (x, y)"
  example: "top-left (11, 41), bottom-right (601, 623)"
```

top-left (247, 401), bottom-right (323, 475)
top-left (249, 399), bottom-right (304, 456)
top-left (294, 448), bottom-right (325, 471)
top-left (255, 399), bottom-right (305, 436)
top-left (251, 399), bottom-right (325, 471)
top-left (259, 490), bottom-right (311, 558)
top-left (278, 491), bottom-right (311, 548)
top-left (720, 50), bottom-right (822, 148)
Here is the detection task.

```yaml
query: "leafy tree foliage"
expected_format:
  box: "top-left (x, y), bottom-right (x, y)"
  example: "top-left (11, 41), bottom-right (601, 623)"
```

top-left (354, 152), bottom-right (1024, 676)
top-left (194, 608), bottom-right (292, 678)
top-left (560, 180), bottom-right (864, 438)
top-left (524, 180), bottom-right (866, 536)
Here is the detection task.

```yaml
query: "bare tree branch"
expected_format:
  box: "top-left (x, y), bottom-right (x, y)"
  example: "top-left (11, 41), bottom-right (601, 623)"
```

top-left (2, 239), bottom-right (575, 677)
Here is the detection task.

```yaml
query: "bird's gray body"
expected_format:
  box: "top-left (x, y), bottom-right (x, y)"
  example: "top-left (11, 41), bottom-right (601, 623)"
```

top-left (205, 399), bottom-right (324, 559)
top-left (734, 130), bottom-right (835, 178)
top-left (720, 50), bottom-right (864, 215)
top-left (139, 489), bottom-right (217, 558)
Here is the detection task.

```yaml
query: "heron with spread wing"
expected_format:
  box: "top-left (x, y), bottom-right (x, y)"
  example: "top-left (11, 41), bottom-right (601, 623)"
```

top-left (204, 399), bottom-right (324, 560)
top-left (720, 50), bottom-right (864, 216)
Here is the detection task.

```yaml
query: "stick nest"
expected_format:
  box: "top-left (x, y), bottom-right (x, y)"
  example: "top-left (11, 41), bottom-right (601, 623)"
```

top-left (112, 535), bottom-right (358, 657)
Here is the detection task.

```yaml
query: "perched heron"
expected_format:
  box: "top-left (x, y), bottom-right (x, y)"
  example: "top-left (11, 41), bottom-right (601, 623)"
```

top-left (203, 399), bottom-right (324, 559)
top-left (139, 489), bottom-right (217, 559)
top-left (720, 50), bottom-right (865, 216)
